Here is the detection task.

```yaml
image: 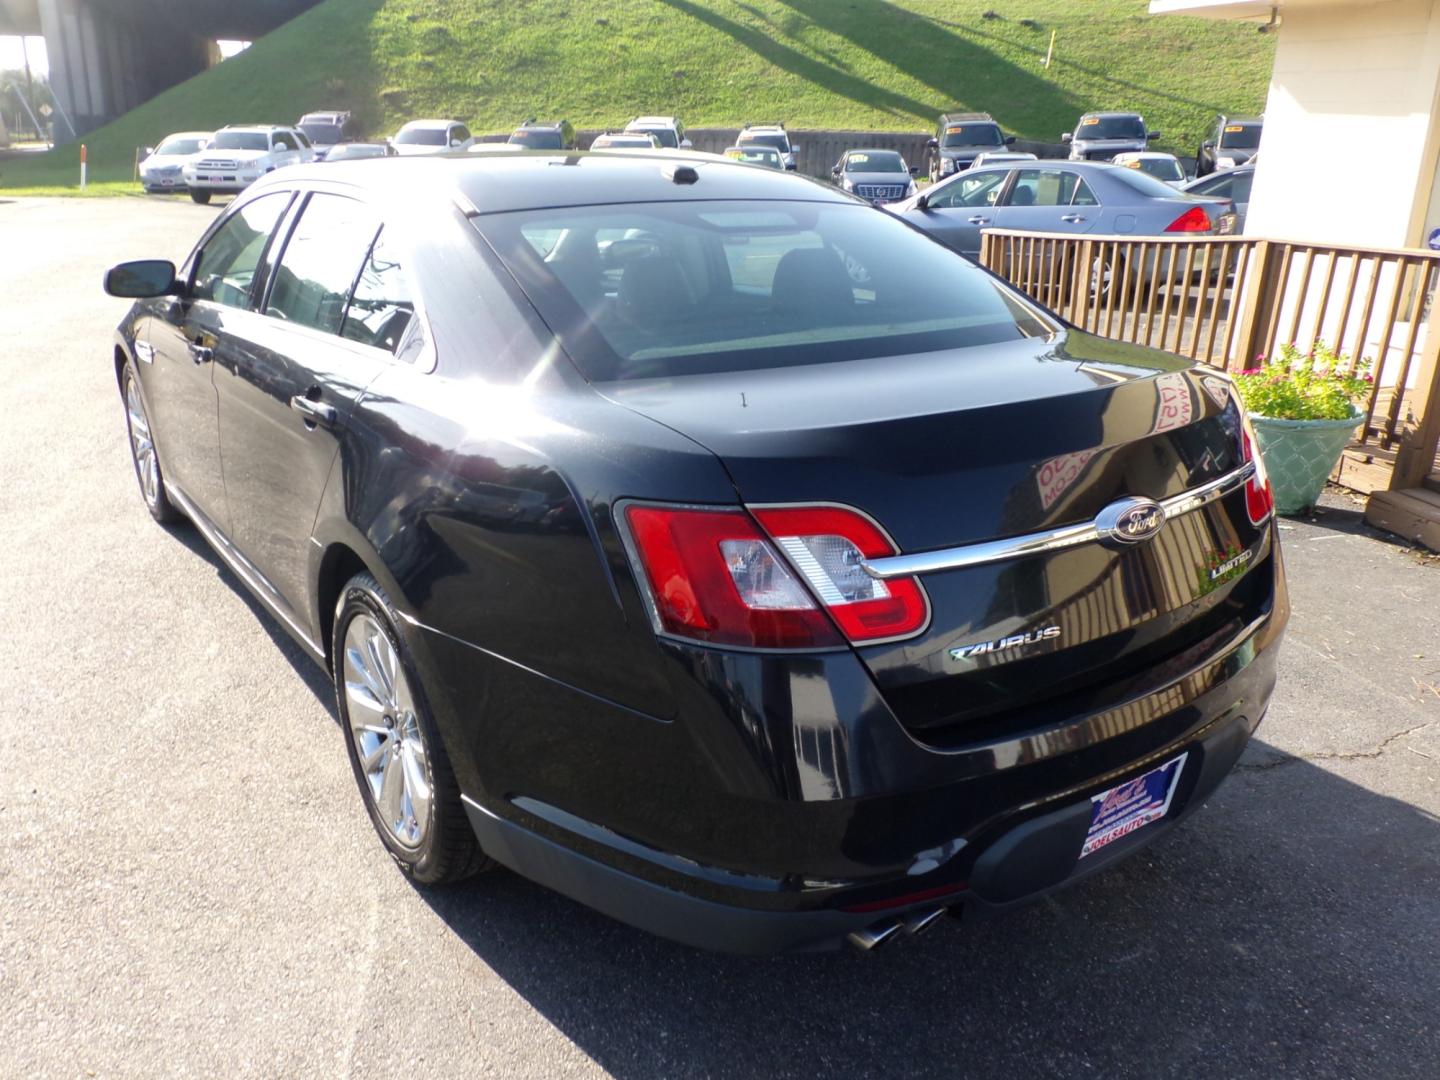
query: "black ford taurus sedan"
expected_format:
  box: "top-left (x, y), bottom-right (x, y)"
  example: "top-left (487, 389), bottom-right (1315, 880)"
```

top-left (105, 151), bottom-right (1287, 954)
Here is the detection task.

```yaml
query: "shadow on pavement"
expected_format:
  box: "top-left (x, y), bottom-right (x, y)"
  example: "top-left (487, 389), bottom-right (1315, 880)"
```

top-left (416, 745), bottom-right (1440, 1078)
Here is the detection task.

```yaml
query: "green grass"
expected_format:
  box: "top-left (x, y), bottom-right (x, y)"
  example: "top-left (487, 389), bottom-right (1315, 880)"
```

top-left (0, 0), bottom-right (1273, 192)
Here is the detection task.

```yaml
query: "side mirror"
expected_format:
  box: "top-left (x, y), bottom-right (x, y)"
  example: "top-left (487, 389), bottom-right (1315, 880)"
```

top-left (1061, 132), bottom-right (1072, 143)
top-left (1202, 141), bottom-right (1214, 150)
top-left (909, 165), bottom-right (919, 176)
top-left (450, 137), bottom-right (463, 147)
top-left (141, 146), bottom-right (155, 159)
top-left (1147, 132), bottom-right (1161, 140)
top-left (680, 138), bottom-right (692, 149)
top-left (1004, 135), bottom-right (1016, 145)
top-left (104, 259), bottom-right (178, 299)
top-left (926, 138), bottom-right (939, 149)
top-left (915, 193), bottom-right (930, 210)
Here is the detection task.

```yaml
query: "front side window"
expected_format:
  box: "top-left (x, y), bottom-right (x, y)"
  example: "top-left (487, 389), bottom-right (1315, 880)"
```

top-left (273, 133), bottom-right (296, 151)
top-left (928, 169), bottom-right (1008, 209)
top-left (1005, 169), bottom-right (1099, 207)
top-left (265, 194), bottom-right (380, 334)
top-left (1128, 158), bottom-right (1183, 183)
top-left (453, 125), bottom-right (472, 143)
top-left (343, 229), bottom-right (418, 355)
top-left (476, 199), bottom-right (1051, 381)
top-left (192, 193), bottom-right (290, 309)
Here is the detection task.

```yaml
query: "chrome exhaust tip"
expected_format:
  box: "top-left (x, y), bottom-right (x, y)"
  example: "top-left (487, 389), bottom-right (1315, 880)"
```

top-left (902, 907), bottom-right (947, 937)
top-left (846, 921), bottom-right (904, 952)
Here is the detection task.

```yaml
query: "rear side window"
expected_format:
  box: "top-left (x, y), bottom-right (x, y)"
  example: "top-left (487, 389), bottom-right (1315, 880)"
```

top-left (478, 199), bottom-right (1053, 381)
top-left (265, 194), bottom-right (380, 334)
top-left (192, 193), bottom-right (291, 309)
top-left (343, 229), bottom-right (419, 355)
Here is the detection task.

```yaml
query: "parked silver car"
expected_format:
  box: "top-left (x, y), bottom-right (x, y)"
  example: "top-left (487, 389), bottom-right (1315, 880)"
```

top-left (892, 160), bottom-right (1235, 259)
top-left (1182, 164), bottom-right (1254, 233)
top-left (138, 131), bottom-right (210, 193)
top-left (829, 148), bottom-right (917, 204)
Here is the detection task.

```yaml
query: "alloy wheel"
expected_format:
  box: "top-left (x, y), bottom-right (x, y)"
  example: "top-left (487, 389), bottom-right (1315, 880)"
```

top-left (342, 613), bottom-right (431, 849)
top-left (125, 376), bottom-right (161, 509)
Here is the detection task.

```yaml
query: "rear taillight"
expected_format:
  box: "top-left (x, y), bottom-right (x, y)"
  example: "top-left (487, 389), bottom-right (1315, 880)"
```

top-left (620, 502), bottom-right (928, 650)
top-left (1234, 400), bottom-right (1275, 525)
top-left (1165, 204), bottom-right (1213, 233)
top-left (751, 506), bottom-right (928, 643)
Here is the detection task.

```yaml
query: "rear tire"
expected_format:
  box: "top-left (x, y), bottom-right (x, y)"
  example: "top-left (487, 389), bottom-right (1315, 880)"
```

top-left (189, 189), bottom-right (211, 205)
top-left (333, 573), bottom-right (494, 885)
top-left (121, 363), bottom-right (181, 524)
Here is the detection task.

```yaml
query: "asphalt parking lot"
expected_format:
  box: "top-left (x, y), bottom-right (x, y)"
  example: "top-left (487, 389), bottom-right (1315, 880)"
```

top-left (3, 195), bottom-right (1439, 1079)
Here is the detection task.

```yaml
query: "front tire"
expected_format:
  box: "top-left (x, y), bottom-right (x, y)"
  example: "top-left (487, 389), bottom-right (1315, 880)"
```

top-left (122, 363), bottom-right (181, 524)
top-left (333, 573), bottom-right (493, 884)
top-left (189, 189), bottom-right (211, 205)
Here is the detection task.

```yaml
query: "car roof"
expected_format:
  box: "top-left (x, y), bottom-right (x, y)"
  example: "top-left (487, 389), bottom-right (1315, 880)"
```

top-left (1081, 111), bottom-right (1144, 119)
top-left (844, 148), bottom-right (902, 156)
top-left (1113, 151), bottom-right (1177, 160)
top-left (629, 116), bottom-right (679, 126)
top-left (160, 131), bottom-right (213, 141)
top-left (741, 124), bottom-right (786, 132)
top-left (400, 119), bottom-right (463, 129)
top-left (264, 150), bottom-right (849, 215)
top-left (220, 124), bottom-right (290, 133)
top-left (516, 119), bottom-right (566, 129)
top-left (939, 112), bottom-right (995, 122)
top-left (300, 111), bottom-right (349, 122)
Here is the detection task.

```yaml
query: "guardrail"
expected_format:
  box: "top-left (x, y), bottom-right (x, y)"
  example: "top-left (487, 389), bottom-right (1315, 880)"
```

top-left (978, 228), bottom-right (1440, 492)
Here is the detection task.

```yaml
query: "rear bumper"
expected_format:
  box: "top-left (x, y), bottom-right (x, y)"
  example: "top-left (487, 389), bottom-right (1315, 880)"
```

top-left (461, 700), bottom-right (1262, 953)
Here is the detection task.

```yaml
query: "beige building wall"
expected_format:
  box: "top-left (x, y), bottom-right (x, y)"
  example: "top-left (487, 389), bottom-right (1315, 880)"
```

top-left (1152, 0), bottom-right (1440, 249)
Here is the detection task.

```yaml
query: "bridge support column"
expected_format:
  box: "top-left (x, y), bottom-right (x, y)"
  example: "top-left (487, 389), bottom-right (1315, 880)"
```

top-left (38, 0), bottom-right (212, 142)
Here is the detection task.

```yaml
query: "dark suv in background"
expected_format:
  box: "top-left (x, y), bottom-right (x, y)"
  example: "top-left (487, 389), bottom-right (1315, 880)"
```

top-left (926, 111), bottom-right (1014, 181)
top-left (507, 118), bottom-right (577, 149)
top-left (296, 110), bottom-right (363, 160)
top-left (1064, 111), bottom-right (1159, 161)
top-left (1196, 114), bottom-right (1263, 176)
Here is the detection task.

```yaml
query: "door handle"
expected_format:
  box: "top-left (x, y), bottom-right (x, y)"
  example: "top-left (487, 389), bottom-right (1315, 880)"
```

top-left (1061, 214), bottom-right (1086, 223)
top-left (290, 392), bottom-right (338, 429)
top-left (968, 215), bottom-right (990, 225)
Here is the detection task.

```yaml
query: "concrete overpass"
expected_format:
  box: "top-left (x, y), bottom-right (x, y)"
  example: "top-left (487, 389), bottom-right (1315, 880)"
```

top-left (0, 0), bottom-right (321, 140)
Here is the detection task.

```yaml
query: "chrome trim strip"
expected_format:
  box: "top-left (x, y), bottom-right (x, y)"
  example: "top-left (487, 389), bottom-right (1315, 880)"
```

top-left (861, 462), bottom-right (1256, 580)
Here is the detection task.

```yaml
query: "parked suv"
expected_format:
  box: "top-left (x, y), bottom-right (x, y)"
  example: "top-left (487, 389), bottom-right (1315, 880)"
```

top-left (181, 125), bottom-right (315, 203)
top-left (737, 123), bottom-right (798, 170)
top-left (926, 111), bottom-right (1014, 181)
top-left (1064, 111), bottom-right (1159, 161)
top-left (623, 115), bottom-right (691, 150)
top-left (507, 118), bottom-right (577, 150)
top-left (296, 110), bottom-right (363, 159)
top-left (1196, 115), bottom-right (1262, 177)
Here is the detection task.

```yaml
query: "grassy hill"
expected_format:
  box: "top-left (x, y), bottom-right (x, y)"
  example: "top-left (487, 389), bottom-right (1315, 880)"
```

top-left (0, 0), bottom-right (1274, 192)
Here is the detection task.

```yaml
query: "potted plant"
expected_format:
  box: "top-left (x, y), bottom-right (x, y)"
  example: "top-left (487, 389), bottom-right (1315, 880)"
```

top-left (1234, 341), bottom-right (1370, 514)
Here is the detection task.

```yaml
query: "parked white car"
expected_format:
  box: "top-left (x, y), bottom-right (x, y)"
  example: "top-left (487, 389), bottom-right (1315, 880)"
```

top-left (970, 150), bottom-right (1038, 168)
top-left (622, 115), bottom-right (691, 150)
top-left (181, 125), bottom-right (315, 203)
top-left (138, 131), bottom-right (211, 194)
top-left (1112, 151), bottom-right (1188, 188)
top-left (392, 119), bottom-right (475, 155)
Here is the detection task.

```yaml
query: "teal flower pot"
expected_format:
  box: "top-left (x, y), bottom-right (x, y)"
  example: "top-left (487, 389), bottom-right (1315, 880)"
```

top-left (1249, 408), bottom-right (1364, 515)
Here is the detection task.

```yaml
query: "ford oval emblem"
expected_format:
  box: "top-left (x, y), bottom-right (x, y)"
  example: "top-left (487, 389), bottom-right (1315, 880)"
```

top-left (1095, 496), bottom-right (1166, 545)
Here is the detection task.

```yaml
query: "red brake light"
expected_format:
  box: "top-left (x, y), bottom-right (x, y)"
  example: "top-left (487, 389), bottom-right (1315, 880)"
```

top-left (621, 502), bottom-right (930, 650)
top-left (1165, 204), bottom-right (1213, 233)
top-left (622, 505), bottom-right (843, 649)
top-left (1239, 419), bottom-right (1275, 525)
top-left (751, 506), bottom-right (929, 643)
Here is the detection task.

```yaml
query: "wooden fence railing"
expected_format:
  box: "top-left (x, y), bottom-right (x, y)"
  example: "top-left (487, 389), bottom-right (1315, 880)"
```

top-left (978, 229), bottom-right (1440, 492)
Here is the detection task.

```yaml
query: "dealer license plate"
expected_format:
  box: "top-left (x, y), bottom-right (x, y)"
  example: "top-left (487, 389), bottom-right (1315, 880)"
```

top-left (1080, 753), bottom-right (1187, 859)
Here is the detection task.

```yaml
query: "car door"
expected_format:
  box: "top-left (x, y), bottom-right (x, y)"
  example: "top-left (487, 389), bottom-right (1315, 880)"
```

top-left (144, 191), bottom-right (294, 535)
top-left (271, 130), bottom-right (299, 170)
top-left (910, 168), bottom-right (1012, 256)
top-left (212, 189), bottom-right (394, 619)
top-left (992, 167), bottom-right (1099, 237)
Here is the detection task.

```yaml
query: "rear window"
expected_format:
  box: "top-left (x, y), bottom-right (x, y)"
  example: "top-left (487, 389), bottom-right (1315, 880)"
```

top-left (629, 126), bottom-right (678, 148)
top-left (1219, 123), bottom-right (1261, 150)
top-left (1128, 157), bottom-right (1184, 182)
top-left (1108, 166), bottom-right (1184, 199)
top-left (475, 200), bottom-right (1052, 381)
top-left (738, 132), bottom-right (790, 153)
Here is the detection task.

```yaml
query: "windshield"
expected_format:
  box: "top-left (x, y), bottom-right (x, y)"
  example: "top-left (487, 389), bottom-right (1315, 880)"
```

top-left (629, 126), bottom-right (678, 148)
top-left (155, 137), bottom-right (206, 156)
top-left (330, 144), bottom-right (386, 160)
top-left (475, 200), bottom-right (1051, 381)
top-left (725, 146), bottom-right (781, 167)
top-left (1109, 166), bottom-right (1187, 199)
top-left (510, 128), bottom-right (564, 149)
top-left (597, 136), bottom-right (654, 148)
top-left (211, 132), bottom-right (270, 152)
top-left (396, 127), bottom-right (447, 146)
top-left (738, 133), bottom-right (790, 153)
top-left (1219, 123), bottom-right (1261, 150)
top-left (941, 124), bottom-right (1002, 148)
top-left (1077, 115), bottom-right (1145, 140)
top-left (1130, 157), bottom-right (1183, 182)
top-left (299, 122), bottom-right (344, 144)
top-left (845, 151), bottom-right (905, 173)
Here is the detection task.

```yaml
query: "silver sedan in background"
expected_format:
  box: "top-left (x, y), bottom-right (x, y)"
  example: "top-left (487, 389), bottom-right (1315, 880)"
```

top-left (891, 160), bottom-right (1235, 259)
